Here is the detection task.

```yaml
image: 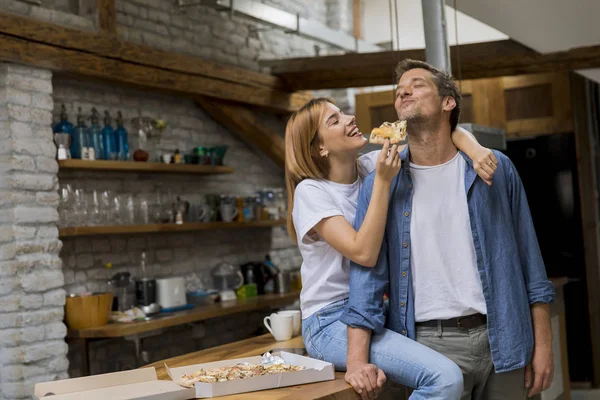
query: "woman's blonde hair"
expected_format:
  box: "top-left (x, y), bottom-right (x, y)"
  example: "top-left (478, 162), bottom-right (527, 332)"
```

top-left (285, 98), bottom-right (333, 243)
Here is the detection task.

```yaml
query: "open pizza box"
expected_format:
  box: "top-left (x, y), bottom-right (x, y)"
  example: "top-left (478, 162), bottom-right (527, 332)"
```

top-left (34, 367), bottom-right (193, 400)
top-left (165, 351), bottom-right (335, 398)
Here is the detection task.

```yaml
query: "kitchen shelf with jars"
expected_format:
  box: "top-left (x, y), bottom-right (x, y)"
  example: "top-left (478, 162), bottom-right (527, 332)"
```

top-left (53, 106), bottom-right (288, 238)
top-left (53, 105), bottom-right (232, 175)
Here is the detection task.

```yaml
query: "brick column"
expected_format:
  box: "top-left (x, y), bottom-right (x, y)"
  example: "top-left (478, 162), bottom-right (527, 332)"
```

top-left (0, 63), bottom-right (69, 399)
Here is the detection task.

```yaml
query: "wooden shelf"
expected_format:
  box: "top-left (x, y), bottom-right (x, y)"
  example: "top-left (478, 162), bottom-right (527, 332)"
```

top-left (58, 159), bottom-right (234, 174)
top-left (59, 220), bottom-right (286, 237)
top-left (67, 291), bottom-right (300, 339)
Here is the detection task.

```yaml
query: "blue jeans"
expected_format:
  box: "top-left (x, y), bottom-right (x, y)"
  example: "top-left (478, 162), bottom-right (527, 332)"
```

top-left (302, 299), bottom-right (463, 400)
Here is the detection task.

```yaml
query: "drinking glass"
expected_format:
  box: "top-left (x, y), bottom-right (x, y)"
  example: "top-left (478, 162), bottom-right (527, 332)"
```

top-left (151, 191), bottom-right (163, 223)
top-left (162, 190), bottom-right (175, 223)
top-left (122, 194), bottom-right (135, 225)
top-left (89, 190), bottom-right (103, 226)
top-left (136, 193), bottom-right (149, 224)
top-left (101, 190), bottom-right (113, 224)
top-left (73, 187), bottom-right (88, 226)
top-left (112, 195), bottom-right (122, 225)
top-left (58, 184), bottom-right (73, 227)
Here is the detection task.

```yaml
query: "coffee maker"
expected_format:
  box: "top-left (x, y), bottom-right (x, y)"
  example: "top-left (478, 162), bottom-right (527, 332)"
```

top-left (240, 258), bottom-right (278, 295)
top-left (134, 252), bottom-right (159, 315)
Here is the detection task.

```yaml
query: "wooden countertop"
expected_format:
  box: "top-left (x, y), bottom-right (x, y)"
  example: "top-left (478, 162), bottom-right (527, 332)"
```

top-left (68, 292), bottom-right (300, 339)
top-left (68, 278), bottom-right (566, 340)
top-left (146, 334), bottom-right (359, 400)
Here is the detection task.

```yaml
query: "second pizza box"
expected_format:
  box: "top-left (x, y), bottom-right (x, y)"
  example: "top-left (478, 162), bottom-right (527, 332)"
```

top-left (165, 351), bottom-right (335, 398)
top-left (34, 367), bottom-right (192, 400)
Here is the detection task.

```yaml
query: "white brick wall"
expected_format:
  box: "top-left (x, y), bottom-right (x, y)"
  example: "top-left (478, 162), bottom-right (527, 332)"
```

top-left (0, 63), bottom-right (69, 400)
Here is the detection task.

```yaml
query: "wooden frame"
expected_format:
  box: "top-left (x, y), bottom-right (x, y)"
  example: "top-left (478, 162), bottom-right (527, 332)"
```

top-left (97, 0), bottom-right (116, 35)
top-left (263, 39), bottom-right (600, 90)
top-left (570, 73), bottom-right (600, 387)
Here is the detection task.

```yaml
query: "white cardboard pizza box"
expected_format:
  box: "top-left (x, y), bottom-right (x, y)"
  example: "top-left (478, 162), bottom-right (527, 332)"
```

top-left (166, 351), bottom-right (335, 398)
top-left (34, 367), bottom-right (194, 400)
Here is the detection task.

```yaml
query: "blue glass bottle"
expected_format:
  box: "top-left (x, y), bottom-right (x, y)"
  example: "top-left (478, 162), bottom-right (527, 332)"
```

top-left (114, 111), bottom-right (130, 161)
top-left (53, 104), bottom-right (75, 155)
top-left (73, 107), bottom-right (88, 160)
top-left (88, 108), bottom-right (103, 161)
top-left (101, 110), bottom-right (116, 160)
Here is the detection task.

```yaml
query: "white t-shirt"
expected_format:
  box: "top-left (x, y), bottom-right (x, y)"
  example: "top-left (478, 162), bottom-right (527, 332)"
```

top-left (293, 151), bottom-right (379, 319)
top-left (409, 152), bottom-right (487, 321)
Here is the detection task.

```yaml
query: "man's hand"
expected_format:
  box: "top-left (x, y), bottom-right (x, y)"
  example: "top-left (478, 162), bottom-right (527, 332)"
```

top-left (345, 361), bottom-right (386, 400)
top-left (472, 147), bottom-right (498, 186)
top-left (525, 343), bottom-right (554, 397)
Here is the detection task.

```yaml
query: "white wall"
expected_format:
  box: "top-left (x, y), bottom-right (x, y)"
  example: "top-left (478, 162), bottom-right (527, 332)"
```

top-left (361, 0), bottom-right (507, 50)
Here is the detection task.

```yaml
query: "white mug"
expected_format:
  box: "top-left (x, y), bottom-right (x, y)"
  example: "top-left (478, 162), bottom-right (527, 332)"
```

top-left (263, 313), bottom-right (293, 341)
top-left (277, 310), bottom-right (301, 337)
top-left (161, 153), bottom-right (172, 164)
top-left (220, 204), bottom-right (238, 222)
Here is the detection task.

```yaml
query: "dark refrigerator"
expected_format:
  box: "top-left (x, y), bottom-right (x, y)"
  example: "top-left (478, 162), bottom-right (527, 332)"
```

top-left (503, 132), bottom-right (593, 382)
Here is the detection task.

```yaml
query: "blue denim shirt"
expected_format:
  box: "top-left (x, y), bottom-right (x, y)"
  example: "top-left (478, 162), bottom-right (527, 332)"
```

top-left (340, 146), bottom-right (555, 373)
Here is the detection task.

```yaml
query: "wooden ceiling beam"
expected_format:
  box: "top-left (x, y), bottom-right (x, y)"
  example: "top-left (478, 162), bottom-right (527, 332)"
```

top-left (460, 43), bottom-right (600, 80)
top-left (261, 39), bottom-right (600, 89)
top-left (0, 11), bottom-right (277, 90)
top-left (196, 97), bottom-right (286, 169)
top-left (0, 33), bottom-right (309, 113)
top-left (0, 11), bottom-right (310, 112)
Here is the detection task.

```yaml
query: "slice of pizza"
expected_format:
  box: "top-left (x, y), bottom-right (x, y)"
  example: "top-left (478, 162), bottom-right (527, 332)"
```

top-left (369, 120), bottom-right (407, 144)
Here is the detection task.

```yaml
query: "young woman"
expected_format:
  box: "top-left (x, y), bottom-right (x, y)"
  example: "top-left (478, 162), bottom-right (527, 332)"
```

top-left (285, 98), bottom-right (498, 400)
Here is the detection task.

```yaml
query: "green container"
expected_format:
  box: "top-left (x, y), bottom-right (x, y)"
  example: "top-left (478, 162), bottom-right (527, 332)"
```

top-left (236, 283), bottom-right (257, 299)
top-left (194, 146), bottom-right (208, 156)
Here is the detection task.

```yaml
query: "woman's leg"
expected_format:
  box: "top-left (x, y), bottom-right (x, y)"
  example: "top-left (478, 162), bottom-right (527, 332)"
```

top-left (304, 305), bottom-right (463, 400)
top-left (369, 328), bottom-right (463, 400)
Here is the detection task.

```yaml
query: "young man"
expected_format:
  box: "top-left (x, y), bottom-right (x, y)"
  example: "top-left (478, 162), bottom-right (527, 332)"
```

top-left (340, 59), bottom-right (555, 400)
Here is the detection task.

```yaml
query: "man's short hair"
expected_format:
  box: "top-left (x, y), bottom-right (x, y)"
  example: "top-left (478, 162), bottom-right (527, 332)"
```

top-left (395, 59), bottom-right (461, 132)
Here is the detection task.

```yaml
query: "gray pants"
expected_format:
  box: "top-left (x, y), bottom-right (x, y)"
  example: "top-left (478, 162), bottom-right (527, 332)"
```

top-left (416, 324), bottom-right (529, 400)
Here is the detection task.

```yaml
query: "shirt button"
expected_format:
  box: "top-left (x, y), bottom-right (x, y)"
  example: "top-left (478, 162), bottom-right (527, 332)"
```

top-left (404, 211), bottom-right (410, 217)
top-left (400, 302), bottom-right (405, 307)
top-left (408, 184), bottom-right (413, 189)
top-left (403, 242), bottom-right (408, 248)
top-left (401, 330), bottom-right (407, 335)
top-left (402, 272), bottom-right (407, 277)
